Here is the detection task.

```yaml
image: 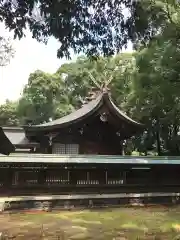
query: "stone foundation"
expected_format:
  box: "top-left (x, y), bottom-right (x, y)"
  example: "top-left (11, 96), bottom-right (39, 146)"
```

top-left (0, 192), bottom-right (180, 212)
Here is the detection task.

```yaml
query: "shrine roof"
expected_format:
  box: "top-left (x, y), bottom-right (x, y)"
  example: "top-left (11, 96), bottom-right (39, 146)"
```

top-left (24, 92), bottom-right (143, 132)
top-left (0, 154), bottom-right (180, 164)
top-left (0, 127), bottom-right (15, 155)
top-left (2, 127), bottom-right (39, 147)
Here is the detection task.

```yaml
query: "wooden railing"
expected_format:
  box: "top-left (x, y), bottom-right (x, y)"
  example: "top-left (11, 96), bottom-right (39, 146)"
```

top-left (0, 183), bottom-right (179, 196)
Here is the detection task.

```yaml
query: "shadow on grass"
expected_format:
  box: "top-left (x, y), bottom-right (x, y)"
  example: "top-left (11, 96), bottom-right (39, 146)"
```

top-left (1, 206), bottom-right (180, 239)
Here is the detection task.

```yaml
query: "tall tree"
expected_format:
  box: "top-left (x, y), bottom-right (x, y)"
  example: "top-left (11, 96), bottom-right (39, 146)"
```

top-left (126, 35), bottom-right (180, 155)
top-left (0, 100), bottom-right (20, 126)
top-left (17, 53), bottom-right (136, 125)
top-left (18, 70), bottom-right (74, 125)
top-left (57, 53), bottom-right (135, 108)
top-left (0, 0), bottom-right (171, 58)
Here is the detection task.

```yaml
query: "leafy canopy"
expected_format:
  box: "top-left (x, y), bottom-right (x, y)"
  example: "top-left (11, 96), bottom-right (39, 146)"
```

top-left (0, 100), bottom-right (20, 126)
top-left (0, 0), bottom-right (171, 58)
top-left (0, 37), bottom-right (15, 66)
top-left (18, 70), bottom-right (74, 125)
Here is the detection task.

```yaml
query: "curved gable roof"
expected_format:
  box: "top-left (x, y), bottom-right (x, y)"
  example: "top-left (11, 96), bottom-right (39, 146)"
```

top-left (25, 93), bottom-right (143, 132)
top-left (104, 94), bottom-right (142, 126)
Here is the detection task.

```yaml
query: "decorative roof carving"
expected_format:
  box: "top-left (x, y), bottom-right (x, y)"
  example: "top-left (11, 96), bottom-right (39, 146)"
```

top-left (84, 71), bottom-right (112, 103)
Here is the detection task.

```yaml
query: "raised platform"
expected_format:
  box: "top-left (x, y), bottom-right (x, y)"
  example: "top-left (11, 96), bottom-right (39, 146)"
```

top-left (2, 192), bottom-right (180, 201)
top-left (1, 192), bottom-right (180, 212)
top-left (1, 153), bottom-right (180, 164)
top-left (0, 154), bottom-right (179, 211)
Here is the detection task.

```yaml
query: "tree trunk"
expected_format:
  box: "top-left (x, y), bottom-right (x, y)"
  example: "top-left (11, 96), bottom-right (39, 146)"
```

top-left (155, 119), bottom-right (161, 156)
top-left (172, 122), bottom-right (179, 155)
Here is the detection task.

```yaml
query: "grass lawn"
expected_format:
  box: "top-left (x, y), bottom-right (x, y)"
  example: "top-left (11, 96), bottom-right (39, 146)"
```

top-left (1, 206), bottom-right (180, 239)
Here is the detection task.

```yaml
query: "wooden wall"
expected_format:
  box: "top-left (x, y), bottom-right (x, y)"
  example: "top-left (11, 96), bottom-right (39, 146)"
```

top-left (0, 164), bottom-right (180, 196)
top-left (38, 115), bottom-right (123, 155)
top-left (79, 141), bottom-right (122, 155)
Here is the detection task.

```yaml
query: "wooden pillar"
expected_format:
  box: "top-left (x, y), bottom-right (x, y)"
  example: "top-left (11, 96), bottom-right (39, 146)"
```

top-left (120, 141), bottom-right (123, 155)
top-left (13, 171), bottom-right (19, 186)
top-left (123, 171), bottom-right (126, 184)
top-left (97, 168), bottom-right (105, 184)
top-left (0, 167), bottom-right (11, 187)
top-left (47, 145), bottom-right (52, 154)
top-left (87, 171), bottom-right (89, 184)
top-left (105, 170), bottom-right (108, 184)
top-left (4, 166), bottom-right (13, 195)
top-left (8, 167), bottom-right (13, 186)
top-left (69, 169), bottom-right (76, 185)
top-left (38, 168), bottom-right (45, 185)
top-left (68, 170), bottom-right (70, 183)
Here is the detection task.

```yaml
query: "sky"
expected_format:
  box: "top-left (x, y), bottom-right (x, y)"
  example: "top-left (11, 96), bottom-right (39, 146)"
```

top-left (0, 22), bottom-right (132, 104)
top-left (0, 23), bottom-right (72, 104)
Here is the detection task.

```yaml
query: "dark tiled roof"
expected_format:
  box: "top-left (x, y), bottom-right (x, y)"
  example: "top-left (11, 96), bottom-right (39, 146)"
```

top-left (33, 94), bottom-right (103, 128)
top-left (25, 93), bottom-right (143, 131)
top-left (106, 96), bottom-right (142, 126)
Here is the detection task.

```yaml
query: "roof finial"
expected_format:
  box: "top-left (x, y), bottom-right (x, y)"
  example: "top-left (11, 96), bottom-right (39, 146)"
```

top-left (82, 66), bottom-right (114, 105)
top-left (88, 70), bottom-right (113, 95)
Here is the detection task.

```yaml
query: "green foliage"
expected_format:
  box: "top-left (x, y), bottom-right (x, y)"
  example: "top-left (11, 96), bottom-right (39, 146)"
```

top-left (17, 70), bottom-right (74, 125)
top-left (2, 0), bottom-right (180, 156)
top-left (0, 0), bottom-right (172, 58)
top-left (0, 100), bottom-right (20, 126)
top-left (125, 22), bottom-right (180, 155)
top-left (10, 53), bottom-right (134, 126)
top-left (57, 53), bottom-right (135, 108)
top-left (0, 37), bottom-right (15, 66)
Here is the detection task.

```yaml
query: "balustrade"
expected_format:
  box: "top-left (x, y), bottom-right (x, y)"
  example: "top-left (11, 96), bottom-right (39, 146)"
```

top-left (1, 166), bottom-right (180, 195)
top-left (45, 170), bottom-right (70, 185)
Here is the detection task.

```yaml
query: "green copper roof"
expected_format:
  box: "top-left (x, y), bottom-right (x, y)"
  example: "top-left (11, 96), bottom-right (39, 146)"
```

top-left (0, 154), bottom-right (180, 164)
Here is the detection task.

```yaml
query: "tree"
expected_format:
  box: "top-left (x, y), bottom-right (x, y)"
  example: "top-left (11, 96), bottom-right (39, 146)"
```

top-left (126, 33), bottom-right (180, 155)
top-left (0, 37), bottom-right (15, 66)
top-left (57, 53), bottom-right (135, 108)
top-left (121, 1), bottom-right (180, 155)
top-left (0, 0), bottom-right (171, 58)
top-left (17, 53), bottom-right (136, 125)
top-left (18, 70), bottom-right (74, 125)
top-left (0, 100), bottom-right (20, 126)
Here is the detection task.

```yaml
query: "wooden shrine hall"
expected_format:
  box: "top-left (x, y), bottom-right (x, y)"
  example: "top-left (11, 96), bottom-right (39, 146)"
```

top-left (2, 91), bottom-right (143, 155)
top-left (0, 91), bottom-right (180, 209)
top-left (25, 91), bottom-right (143, 155)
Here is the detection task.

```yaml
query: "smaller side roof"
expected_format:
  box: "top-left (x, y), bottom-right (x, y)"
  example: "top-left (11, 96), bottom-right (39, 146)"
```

top-left (2, 127), bottom-right (39, 147)
top-left (0, 127), bottom-right (15, 155)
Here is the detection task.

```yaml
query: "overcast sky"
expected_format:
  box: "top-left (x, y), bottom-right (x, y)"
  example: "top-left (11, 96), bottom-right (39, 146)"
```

top-left (0, 22), bottom-right (132, 104)
top-left (0, 23), bottom-right (72, 104)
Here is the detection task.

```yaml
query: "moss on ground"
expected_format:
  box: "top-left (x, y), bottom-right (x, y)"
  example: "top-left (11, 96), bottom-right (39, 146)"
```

top-left (1, 206), bottom-right (180, 239)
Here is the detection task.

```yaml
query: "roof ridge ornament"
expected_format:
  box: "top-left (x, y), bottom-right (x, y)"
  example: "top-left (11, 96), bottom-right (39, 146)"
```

top-left (88, 71), bottom-right (112, 93)
top-left (83, 70), bottom-right (113, 104)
